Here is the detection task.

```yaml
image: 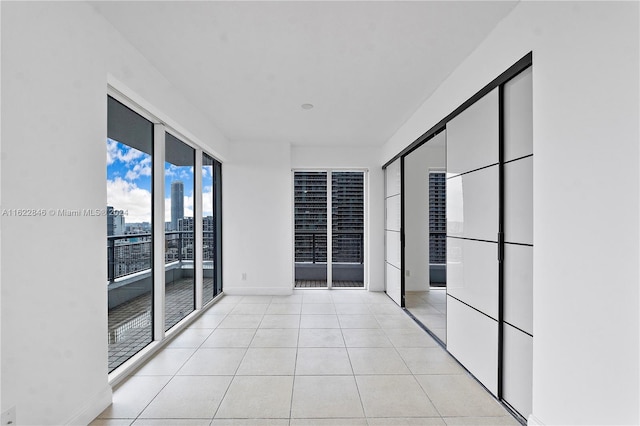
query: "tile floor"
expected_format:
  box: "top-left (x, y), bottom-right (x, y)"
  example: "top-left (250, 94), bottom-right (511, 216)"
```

top-left (405, 290), bottom-right (447, 343)
top-left (93, 289), bottom-right (518, 426)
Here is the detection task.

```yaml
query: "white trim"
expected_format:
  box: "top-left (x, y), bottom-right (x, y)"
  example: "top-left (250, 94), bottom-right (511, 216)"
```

top-left (326, 171), bottom-right (333, 288)
top-left (194, 149), bottom-right (204, 310)
top-left (64, 385), bottom-right (112, 426)
top-left (153, 124), bottom-right (166, 341)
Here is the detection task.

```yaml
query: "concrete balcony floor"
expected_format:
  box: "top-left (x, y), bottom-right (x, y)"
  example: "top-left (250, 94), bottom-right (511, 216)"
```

top-left (108, 278), bottom-right (215, 371)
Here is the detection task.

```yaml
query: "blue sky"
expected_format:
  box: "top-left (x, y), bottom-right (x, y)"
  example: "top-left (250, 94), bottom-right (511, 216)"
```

top-left (107, 139), bottom-right (213, 223)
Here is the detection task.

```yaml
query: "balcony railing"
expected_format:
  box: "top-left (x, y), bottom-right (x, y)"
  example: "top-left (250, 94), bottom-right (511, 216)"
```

top-left (294, 231), bottom-right (364, 264)
top-left (107, 231), bottom-right (215, 283)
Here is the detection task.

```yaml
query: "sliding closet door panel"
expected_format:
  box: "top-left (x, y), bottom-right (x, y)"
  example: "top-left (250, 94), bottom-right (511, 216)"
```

top-left (447, 296), bottom-right (498, 395)
top-left (503, 324), bottom-right (533, 418)
top-left (504, 157), bottom-right (533, 245)
top-left (446, 88), bottom-right (499, 176)
top-left (447, 165), bottom-right (499, 241)
top-left (504, 244), bottom-right (533, 335)
top-left (385, 158), bottom-right (402, 306)
top-left (504, 67), bottom-right (533, 162)
top-left (447, 238), bottom-right (498, 319)
top-left (385, 195), bottom-right (401, 232)
top-left (385, 158), bottom-right (401, 197)
top-left (386, 263), bottom-right (402, 308)
top-left (385, 230), bottom-right (401, 269)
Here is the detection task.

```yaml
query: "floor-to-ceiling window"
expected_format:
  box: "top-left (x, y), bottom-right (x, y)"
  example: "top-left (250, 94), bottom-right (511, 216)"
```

top-left (106, 96), bottom-right (154, 372)
top-left (106, 94), bottom-right (223, 373)
top-left (294, 170), bottom-right (366, 288)
top-left (164, 133), bottom-right (196, 330)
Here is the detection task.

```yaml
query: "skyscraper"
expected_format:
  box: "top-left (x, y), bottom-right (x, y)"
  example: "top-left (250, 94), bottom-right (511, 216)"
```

top-left (171, 181), bottom-right (184, 231)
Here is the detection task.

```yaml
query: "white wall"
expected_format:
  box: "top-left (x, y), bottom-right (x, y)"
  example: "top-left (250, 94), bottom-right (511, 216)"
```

top-left (223, 142), bottom-right (293, 295)
top-left (1, 2), bottom-right (230, 424)
top-left (403, 137), bottom-right (446, 292)
top-left (382, 2), bottom-right (639, 425)
top-left (291, 146), bottom-right (385, 292)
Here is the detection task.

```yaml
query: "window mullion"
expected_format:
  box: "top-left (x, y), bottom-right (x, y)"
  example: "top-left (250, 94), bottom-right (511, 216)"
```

top-left (153, 124), bottom-right (166, 341)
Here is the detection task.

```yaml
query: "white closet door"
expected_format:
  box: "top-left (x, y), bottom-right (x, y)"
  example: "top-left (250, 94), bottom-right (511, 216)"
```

top-left (446, 88), bottom-right (500, 395)
top-left (502, 66), bottom-right (533, 419)
top-left (385, 158), bottom-right (402, 306)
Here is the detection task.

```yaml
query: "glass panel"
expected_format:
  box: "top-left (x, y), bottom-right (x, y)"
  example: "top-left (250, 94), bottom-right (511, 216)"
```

top-left (202, 153), bottom-right (222, 304)
top-left (106, 96), bottom-right (153, 373)
top-left (294, 171), bottom-right (327, 287)
top-left (332, 172), bottom-right (364, 288)
top-left (165, 133), bottom-right (195, 330)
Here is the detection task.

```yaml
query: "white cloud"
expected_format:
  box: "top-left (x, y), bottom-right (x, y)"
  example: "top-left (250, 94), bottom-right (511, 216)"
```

top-left (107, 139), bottom-right (145, 166)
top-left (125, 156), bottom-right (152, 181)
top-left (107, 177), bottom-right (152, 223)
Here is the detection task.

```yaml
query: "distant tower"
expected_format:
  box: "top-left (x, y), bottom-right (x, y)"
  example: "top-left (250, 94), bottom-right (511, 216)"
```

top-left (171, 181), bottom-right (184, 230)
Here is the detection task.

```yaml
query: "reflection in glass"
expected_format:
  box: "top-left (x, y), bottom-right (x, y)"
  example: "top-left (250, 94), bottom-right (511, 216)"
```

top-left (332, 172), bottom-right (364, 287)
top-left (202, 153), bottom-right (222, 304)
top-left (164, 133), bottom-right (195, 330)
top-left (294, 171), bottom-right (328, 287)
top-left (106, 96), bottom-right (154, 372)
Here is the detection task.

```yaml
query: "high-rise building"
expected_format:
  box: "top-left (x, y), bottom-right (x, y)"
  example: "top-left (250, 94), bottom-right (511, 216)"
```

top-left (107, 205), bottom-right (125, 236)
top-left (170, 181), bottom-right (184, 231)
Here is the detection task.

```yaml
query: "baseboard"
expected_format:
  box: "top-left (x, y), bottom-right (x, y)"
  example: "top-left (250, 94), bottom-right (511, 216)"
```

top-left (528, 413), bottom-right (545, 425)
top-left (65, 384), bottom-right (112, 425)
top-left (223, 286), bottom-right (293, 296)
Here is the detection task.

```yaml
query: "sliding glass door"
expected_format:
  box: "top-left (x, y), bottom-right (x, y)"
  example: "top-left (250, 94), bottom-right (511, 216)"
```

top-left (294, 170), bottom-right (365, 289)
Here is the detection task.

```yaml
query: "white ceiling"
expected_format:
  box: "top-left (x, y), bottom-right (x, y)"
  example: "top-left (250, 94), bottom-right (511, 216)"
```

top-left (93, 1), bottom-right (518, 147)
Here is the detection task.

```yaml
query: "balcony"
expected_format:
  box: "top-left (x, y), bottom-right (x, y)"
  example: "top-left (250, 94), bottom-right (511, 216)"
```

top-left (294, 231), bottom-right (364, 288)
top-left (107, 231), bottom-right (217, 371)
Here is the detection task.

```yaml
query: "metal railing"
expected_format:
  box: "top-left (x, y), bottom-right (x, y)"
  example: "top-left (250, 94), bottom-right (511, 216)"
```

top-left (108, 231), bottom-right (215, 283)
top-left (294, 231), bottom-right (363, 264)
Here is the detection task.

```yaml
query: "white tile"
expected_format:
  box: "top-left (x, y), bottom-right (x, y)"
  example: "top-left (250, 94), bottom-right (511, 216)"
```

top-left (356, 375), bottom-right (439, 417)
top-left (177, 348), bottom-right (246, 376)
top-left (215, 376), bottom-right (293, 419)
top-left (190, 314), bottom-right (227, 328)
top-left (266, 303), bottom-right (302, 314)
top-left (230, 303), bottom-right (269, 315)
top-left (504, 66), bottom-right (533, 162)
top-left (291, 376), bottom-right (364, 418)
top-left (298, 328), bottom-right (345, 347)
top-left (367, 302), bottom-right (403, 315)
top-left (250, 328), bottom-right (299, 348)
top-left (270, 294), bottom-right (304, 304)
top-left (367, 418), bottom-right (444, 426)
top-left (240, 296), bottom-right (274, 304)
top-left (259, 314), bottom-right (300, 329)
top-left (444, 417), bottom-right (519, 426)
top-left (139, 376), bottom-right (232, 418)
top-left (341, 329), bottom-right (393, 348)
top-left (334, 303), bottom-right (371, 314)
top-left (396, 347), bottom-right (464, 375)
top-left (415, 374), bottom-right (507, 417)
top-left (98, 376), bottom-right (171, 418)
top-left (504, 157), bottom-right (533, 245)
top-left (301, 303), bottom-right (336, 314)
top-left (302, 293), bottom-right (333, 304)
top-left (211, 420), bottom-right (289, 426)
top-left (300, 314), bottom-right (340, 328)
top-left (446, 297), bottom-right (498, 395)
top-left (217, 315), bottom-right (263, 329)
top-left (347, 348), bottom-right (410, 375)
top-left (166, 328), bottom-right (214, 348)
top-left (375, 315), bottom-right (419, 330)
top-left (201, 329), bottom-right (256, 348)
top-left (91, 420), bottom-right (133, 426)
top-left (447, 165), bottom-right (499, 241)
top-left (338, 314), bottom-right (380, 329)
top-left (447, 237), bottom-right (499, 320)
top-left (503, 324), bottom-right (533, 418)
top-left (295, 348), bottom-right (353, 375)
top-left (236, 347), bottom-right (297, 375)
top-left (134, 348), bottom-right (195, 376)
top-left (446, 87), bottom-right (498, 176)
top-left (133, 420), bottom-right (211, 426)
top-left (384, 329), bottom-right (438, 348)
